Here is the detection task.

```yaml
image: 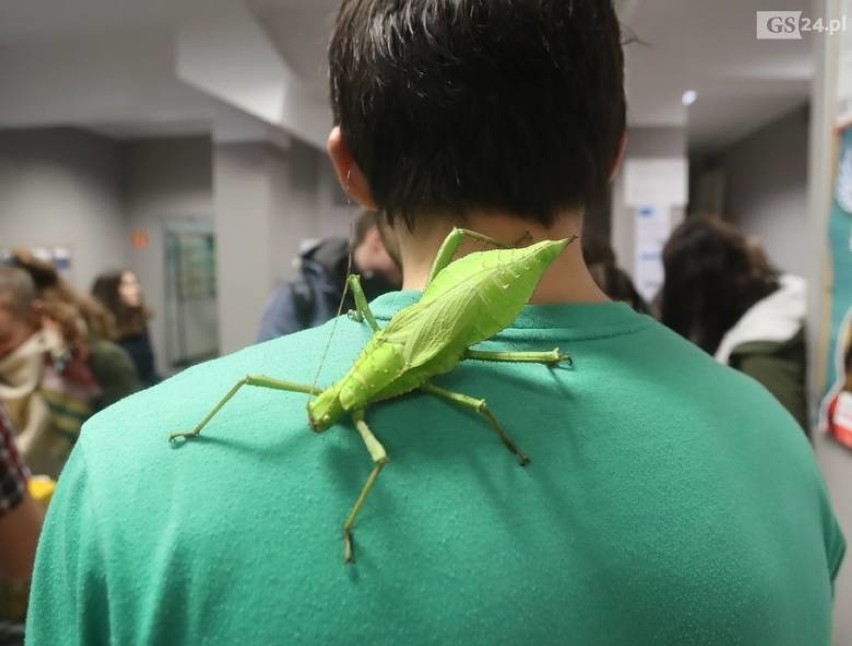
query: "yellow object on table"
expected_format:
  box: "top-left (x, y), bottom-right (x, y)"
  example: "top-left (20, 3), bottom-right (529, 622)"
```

top-left (27, 476), bottom-right (56, 507)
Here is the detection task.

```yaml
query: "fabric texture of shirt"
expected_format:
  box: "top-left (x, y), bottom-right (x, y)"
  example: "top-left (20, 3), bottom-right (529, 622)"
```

top-left (27, 293), bottom-right (845, 645)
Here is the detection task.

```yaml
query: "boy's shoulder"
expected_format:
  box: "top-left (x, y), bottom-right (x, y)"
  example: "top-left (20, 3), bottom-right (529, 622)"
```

top-left (77, 320), bottom-right (367, 462)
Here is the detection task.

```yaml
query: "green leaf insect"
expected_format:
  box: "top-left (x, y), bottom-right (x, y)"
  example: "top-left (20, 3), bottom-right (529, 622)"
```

top-left (169, 227), bottom-right (575, 562)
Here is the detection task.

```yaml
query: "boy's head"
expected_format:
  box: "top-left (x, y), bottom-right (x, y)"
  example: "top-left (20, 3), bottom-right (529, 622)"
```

top-left (328, 0), bottom-right (626, 230)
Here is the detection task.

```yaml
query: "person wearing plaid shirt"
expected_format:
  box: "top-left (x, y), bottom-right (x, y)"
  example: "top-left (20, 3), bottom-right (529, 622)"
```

top-left (0, 403), bottom-right (41, 586)
top-left (0, 406), bottom-right (28, 518)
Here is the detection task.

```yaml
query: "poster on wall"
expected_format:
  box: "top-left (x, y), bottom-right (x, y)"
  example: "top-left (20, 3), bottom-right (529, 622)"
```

top-left (820, 127), bottom-right (852, 447)
top-left (634, 205), bottom-right (672, 303)
top-left (824, 309), bottom-right (852, 446)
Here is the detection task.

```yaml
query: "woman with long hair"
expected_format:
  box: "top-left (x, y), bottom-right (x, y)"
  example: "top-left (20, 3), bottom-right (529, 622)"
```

top-left (91, 271), bottom-right (160, 387)
top-left (661, 215), bottom-right (808, 431)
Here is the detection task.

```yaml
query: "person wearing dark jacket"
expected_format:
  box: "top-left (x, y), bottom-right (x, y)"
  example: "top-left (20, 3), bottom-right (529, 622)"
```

top-left (256, 210), bottom-right (401, 342)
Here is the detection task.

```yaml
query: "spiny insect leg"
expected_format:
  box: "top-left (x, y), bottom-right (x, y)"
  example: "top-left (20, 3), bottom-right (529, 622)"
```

top-left (420, 383), bottom-right (530, 466)
top-left (464, 348), bottom-right (572, 367)
top-left (168, 375), bottom-right (322, 444)
top-left (343, 409), bottom-right (390, 563)
top-left (346, 274), bottom-right (380, 332)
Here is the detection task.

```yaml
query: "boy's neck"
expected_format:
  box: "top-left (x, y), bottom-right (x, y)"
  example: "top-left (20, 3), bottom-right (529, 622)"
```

top-left (394, 210), bottom-right (610, 305)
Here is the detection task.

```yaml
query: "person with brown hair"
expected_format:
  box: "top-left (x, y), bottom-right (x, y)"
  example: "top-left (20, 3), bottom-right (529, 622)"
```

top-left (0, 266), bottom-right (66, 477)
top-left (91, 270), bottom-right (159, 386)
top-left (660, 215), bottom-right (808, 430)
top-left (8, 252), bottom-right (141, 413)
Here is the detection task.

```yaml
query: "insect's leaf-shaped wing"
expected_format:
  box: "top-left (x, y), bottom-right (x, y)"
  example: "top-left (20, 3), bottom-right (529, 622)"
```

top-left (378, 286), bottom-right (476, 371)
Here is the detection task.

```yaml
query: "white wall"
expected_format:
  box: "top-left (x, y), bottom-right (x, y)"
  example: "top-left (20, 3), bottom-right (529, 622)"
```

top-left (718, 106), bottom-right (810, 278)
top-left (610, 126), bottom-right (687, 279)
top-left (0, 128), bottom-right (128, 291)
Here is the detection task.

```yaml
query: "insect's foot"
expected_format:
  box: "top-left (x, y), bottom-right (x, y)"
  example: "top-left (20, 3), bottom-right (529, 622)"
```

top-left (168, 431), bottom-right (197, 445)
top-left (553, 349), bottom-right (574, 367)
top-left (517, 451), bottom-right (531, 467)
top-left (347, 309), bottom-right (364, 323)
top-left (344, 529), bottom-right (355, 564)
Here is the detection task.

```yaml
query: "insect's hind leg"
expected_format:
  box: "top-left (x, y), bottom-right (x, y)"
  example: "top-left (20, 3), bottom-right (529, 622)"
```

top-left (346, 274), bottom-right (380, 333)
top-left (420, 383), bottom-right (530, 466)
top-left (168, 375), bottom-right (322, 443)
top-left (464, 348), bottom-right (573, 367)
top-left (343, 409), bottom-right (389, 563)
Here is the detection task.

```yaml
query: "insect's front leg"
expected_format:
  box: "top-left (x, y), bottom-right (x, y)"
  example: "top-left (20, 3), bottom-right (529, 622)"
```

top-left (168, 375), bottom-right (322, 443)
top-left (342, 409), bottom-right (389, 563)
top-left (345, 274), bottom-right (380, 332)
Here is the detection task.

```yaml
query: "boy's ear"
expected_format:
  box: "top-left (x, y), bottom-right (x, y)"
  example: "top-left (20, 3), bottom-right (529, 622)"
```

top-left (609, 132), bottom-right (628, 181)
top-left (328, 127), bottom-right (378, 209)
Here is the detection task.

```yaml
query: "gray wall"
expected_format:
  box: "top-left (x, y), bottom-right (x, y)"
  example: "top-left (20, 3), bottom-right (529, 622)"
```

top-left (0, 128), bottom-right (128, 290)
top-left (0, 127), bottom-right (345, 370)
top-left (123, 135), bottom-right (214, 375)
top-left (717, 106), bottom-right (810, 278)
top-left (214, 139), bottom-right (328, 354)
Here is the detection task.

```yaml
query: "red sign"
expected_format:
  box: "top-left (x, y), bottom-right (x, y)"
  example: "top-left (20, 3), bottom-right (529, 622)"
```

top-left (131, 230), bottom-right (149, 250)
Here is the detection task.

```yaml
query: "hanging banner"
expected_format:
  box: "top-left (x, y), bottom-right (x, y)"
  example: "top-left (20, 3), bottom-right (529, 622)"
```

top-left (821, 128), bottom-right (852, 447)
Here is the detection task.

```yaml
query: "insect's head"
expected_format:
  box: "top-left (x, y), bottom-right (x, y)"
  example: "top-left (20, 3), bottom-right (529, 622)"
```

top-left (307, 390), bottom-right (343, 433)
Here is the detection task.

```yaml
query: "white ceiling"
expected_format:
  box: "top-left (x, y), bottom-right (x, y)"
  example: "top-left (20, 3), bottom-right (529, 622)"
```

top-left (0, 0), bottom-right (817, 154)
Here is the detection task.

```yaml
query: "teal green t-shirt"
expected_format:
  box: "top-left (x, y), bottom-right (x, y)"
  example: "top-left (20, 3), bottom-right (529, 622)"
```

top-left (27, 294), bottom-right (845, 645)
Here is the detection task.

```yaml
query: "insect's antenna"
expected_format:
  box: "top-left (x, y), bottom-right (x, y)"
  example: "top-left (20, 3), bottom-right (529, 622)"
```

top-left (309, 200), bottom-right (357, 398)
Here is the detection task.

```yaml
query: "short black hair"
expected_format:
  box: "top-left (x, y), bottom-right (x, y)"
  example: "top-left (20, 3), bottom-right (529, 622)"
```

top-left (329, 0), bottom-right (626, 229)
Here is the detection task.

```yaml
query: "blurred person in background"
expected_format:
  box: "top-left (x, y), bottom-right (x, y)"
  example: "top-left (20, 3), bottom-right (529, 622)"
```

top-left (0, 402), bottom-right (43, 632)
top-left (661, 214), bottom-right (808, 431)
top-left (582, 231), bottom-right (649, 313)
top-left (11, 251), bottom-right (141, 413)
top-left (256, 209), bottom-right (402, 342)
top-left (0, 402), bottom-right (41, 583)
top-left (0, 266), bottom-right (65, 477)
top-left (91, 270), bottom-right (160, 387)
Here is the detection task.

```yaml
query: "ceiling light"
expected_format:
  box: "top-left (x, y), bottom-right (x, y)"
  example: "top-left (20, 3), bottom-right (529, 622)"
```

top-left (682, 90), bottom-right (698, 107)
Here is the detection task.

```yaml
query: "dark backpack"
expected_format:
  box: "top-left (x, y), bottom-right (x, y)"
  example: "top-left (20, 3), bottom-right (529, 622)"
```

top-left (291, 280), bottom-right (318, 330)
